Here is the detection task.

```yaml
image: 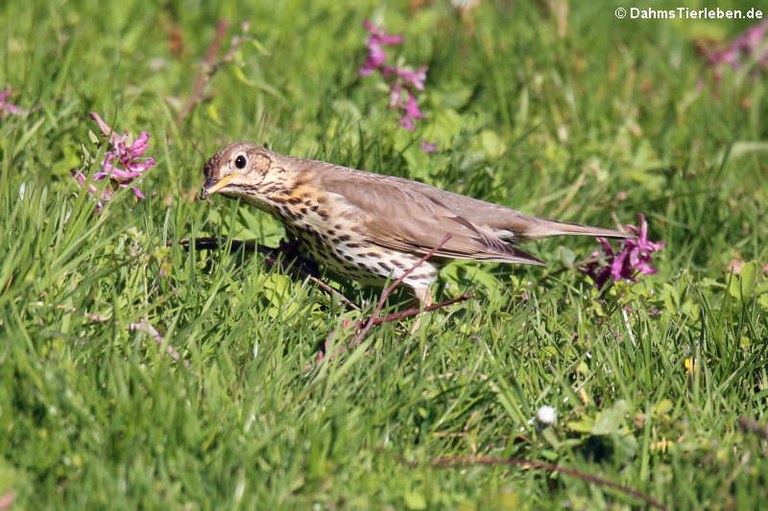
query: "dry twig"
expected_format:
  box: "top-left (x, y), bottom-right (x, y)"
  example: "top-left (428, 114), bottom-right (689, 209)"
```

top-left (308, 292), bottom-right (474, 370)
top-left (305, 235), bottom-right (474, 370)
top-left (0, 490), bottom-right (16, 511)
top-left (738, 416), bottom-right (768, 441)
top-left (128, 318), bottom-right (190, 369)
top-left (176, 20), bottom-right (250, 124)
top-left (173, 237), bottom-right (356, 309)
top-left (179, 235), bottom-right (471, 372)
top-left (390, 453), bottom-right (667, 510)
top-left (358, 293), bottom-right (474, 327)
top-left (348, 234), bottom-right (453, 350)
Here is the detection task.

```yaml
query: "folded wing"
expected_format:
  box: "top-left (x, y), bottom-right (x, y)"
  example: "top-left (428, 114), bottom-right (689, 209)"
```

top-left (318, 171), bottom-right (545, 265)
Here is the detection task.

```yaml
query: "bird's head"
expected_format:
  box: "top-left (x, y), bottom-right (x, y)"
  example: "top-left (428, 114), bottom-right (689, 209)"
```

top-left (200, 142), bottom-right (294, 207)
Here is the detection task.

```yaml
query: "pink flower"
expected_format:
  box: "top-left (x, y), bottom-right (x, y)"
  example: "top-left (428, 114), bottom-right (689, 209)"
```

top-left (359, 20), bottom-right (429, 134)
top-left (706, 46), bottom-right (739, 68)
top-left (71, 169), bottom-right (99, 195)
top-left (705, 20), bottom-right (768, 79)
top-left (737, 22), bottom-right (768, 53)
top-left (399, 90), bottom-right (424, 130)
top-left (582, 213), bottom-right (665, 289)
top-left (420, 140), bottom-right (437, 153)
top-left (93, 131), bottom-right (155, 199)
top-left (359, 44), bottom-right (387, 76)
top-left (362, 19), bottom-right (404, 46)
top-left (0, 87), bottom-right (24, 117)
top-left (72, 112), bottom-right (156, 209)
top-left (383, 65), bottom-right (427, 90)
top-left (359, 20), bottom-right (404, 76)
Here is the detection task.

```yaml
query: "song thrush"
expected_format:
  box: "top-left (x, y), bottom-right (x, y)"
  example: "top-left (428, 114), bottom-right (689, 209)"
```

top-left (200, 142), bottom-right (630, 306)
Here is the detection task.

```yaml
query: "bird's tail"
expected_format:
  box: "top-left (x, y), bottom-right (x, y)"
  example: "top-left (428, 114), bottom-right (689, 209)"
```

top-left (519, 218), bottom-right (631, 240)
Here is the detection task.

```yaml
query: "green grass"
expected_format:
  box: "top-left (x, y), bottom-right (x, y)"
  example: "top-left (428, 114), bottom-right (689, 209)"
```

top-left (2, 0), bottom-right (768, 509)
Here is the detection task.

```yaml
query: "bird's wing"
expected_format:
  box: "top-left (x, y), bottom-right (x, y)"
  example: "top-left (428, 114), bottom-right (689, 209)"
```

top-left (401, 183), bottom-right (630, 240)
top-left (317, 171), bottom-right (544, 265)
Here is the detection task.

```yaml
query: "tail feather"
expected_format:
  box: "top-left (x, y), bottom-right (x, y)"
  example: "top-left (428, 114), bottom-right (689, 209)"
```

top-left (517, 218), bottom-right (630, 241)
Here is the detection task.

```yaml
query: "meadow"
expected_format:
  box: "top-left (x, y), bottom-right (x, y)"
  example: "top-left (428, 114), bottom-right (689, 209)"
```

top-left (1, 0), bottom-right (767, 509)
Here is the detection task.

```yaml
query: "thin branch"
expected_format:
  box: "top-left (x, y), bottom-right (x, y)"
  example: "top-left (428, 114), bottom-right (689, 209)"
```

top-left (128, 318), bottom-right (190, 369)
top-left (738, 416), bottom-right (768, 441)
top-left (174, 237), bottom-right (317, 275)
top-left (348, 234), bottom-right (452, 350)
top-left (0, 490), bottom-right (15, 511)
top-left (174, 236), bottom-right (259, 253)
top-left (392, 453), bottom-right (667, 510)
top-left (305, 293), bottom-right (474, 371)
top-left (360, 293), bottom-right (474, 327)
top-left (173, 237), bottom-right (356, 309)
top-left (303, 236), bottom-right (465, 372)
top-left (176, 19), bottom-right (230, 124)
top-left (307, 275), bottom-right (359, 310)
top-left (176, 20), bottom-right (251, 124)
top-left (183, 235), bottom-right (469, 372)
top-left (80, 313), bottom-right (190, 368)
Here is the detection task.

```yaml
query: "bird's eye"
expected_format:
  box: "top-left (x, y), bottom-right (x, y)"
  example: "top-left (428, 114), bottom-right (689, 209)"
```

top-left (234, 154), bottom-right (247, 169)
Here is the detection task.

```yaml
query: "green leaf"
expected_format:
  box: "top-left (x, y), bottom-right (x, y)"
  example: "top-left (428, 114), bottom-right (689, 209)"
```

top-left (592, 400), bottom-right (629, 435)
top-left (404, 490), bottom-right (427, 510)
top-left (424, 108), bottom-right (463, 146)
top-left (567, 417), bottom-right (595, 434)
top-left (729, 141), bottom-right (768, 159)
top-left (759, 294), bottom-right (768, 312)
top-left (740, 261), bottom-right (758, 299)
top-left (729, 261), bottom-right (758, 301)
top-left (652, 399), bottom-right (674, 417)
top-left (432, 86), bottom-right (473, 109)
top-left (554, 246), bottom-right (576, 268)
top-left (478, 129), bottom-right (507, 159)
top-left (207, 104), bottom-right (221, 124)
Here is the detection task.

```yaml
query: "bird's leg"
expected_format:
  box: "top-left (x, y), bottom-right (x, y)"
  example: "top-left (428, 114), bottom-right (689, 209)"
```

top-left (410, 286), bottom-right (433, 332)
top-left (413, 286), bottom-right (433, 309)
top-left (272, 237), bottom-right (319, 276)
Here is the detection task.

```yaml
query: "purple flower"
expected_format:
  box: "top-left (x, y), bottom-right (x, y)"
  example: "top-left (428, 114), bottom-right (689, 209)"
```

top-left (738, 22), bottom-right (768, 54)
top-left (362, 19), bottom-right (404, 47)
top-left (71, 169), bottom-right (99, 195)
top-left (72, 112), bottom-right (156, 209)
top-left (705, 20), bottom-right (768, 79)
top-left (706, 46), bottom-right (739, 68)
top-left (359, 20), bottom-right (429, 134)
top-left (420, 140), bottom-right (437, 153)
top-left (383, 65), bottom-right (427, 90)
top-left (399, 90), bottom-right (424, 130)
top-left (94, 131), bottom-right (155, 199)
top-left (581, 213), bottom-right (665, 289)
top-left (359, 20), bottom-right (404, 76)
top-left (0, 87), bottom-right (24, 117)
top-left (359, 45), bottom-right (387, 76)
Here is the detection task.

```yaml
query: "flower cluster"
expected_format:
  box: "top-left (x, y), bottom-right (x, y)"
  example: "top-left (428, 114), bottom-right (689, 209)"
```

top-left (581, 213), bottom-right (665, 289)
top-left (0, 87), bottom-right (24, 117)
top-left (72, 112), bottom-right (156, 210)
top-left (704, 20), bottom-right (768, 79)
top-left (359, 20), bottom-right (429, 131)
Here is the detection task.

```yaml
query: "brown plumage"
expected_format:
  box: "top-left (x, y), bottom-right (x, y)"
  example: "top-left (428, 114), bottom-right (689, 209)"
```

top-left (200, 142), bottom-right (630, 306)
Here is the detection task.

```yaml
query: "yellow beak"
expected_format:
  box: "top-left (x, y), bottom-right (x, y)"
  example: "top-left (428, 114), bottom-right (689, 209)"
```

top-left (205, 173), bottom-right (242, 195)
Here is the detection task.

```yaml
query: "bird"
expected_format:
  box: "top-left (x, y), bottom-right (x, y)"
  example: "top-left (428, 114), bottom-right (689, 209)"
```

top-left (200, 142), bottom-right (631, 307)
